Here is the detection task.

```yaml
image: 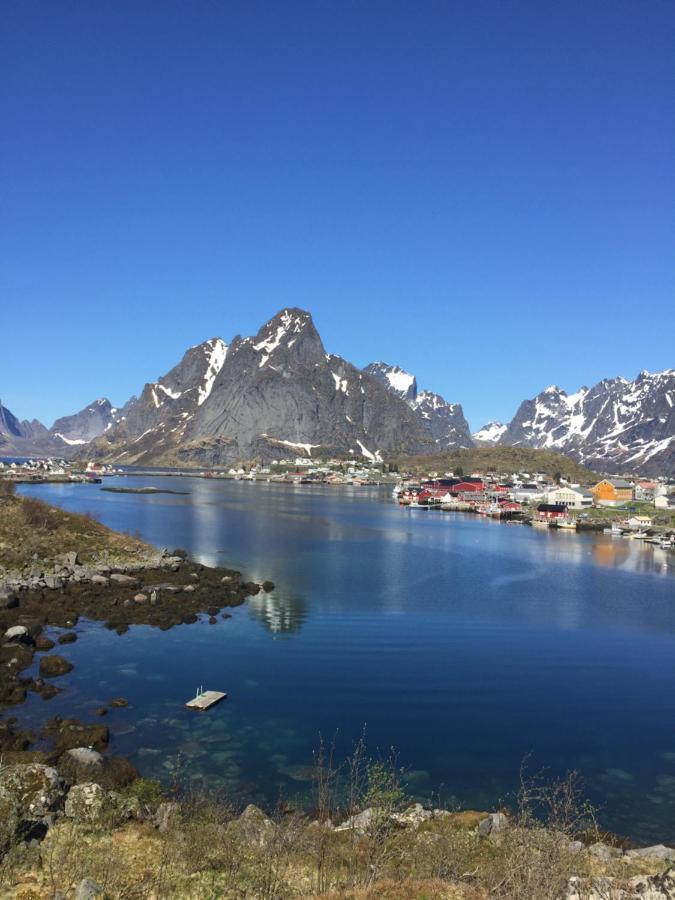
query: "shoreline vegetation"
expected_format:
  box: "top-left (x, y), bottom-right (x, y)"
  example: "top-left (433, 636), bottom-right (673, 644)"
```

top-left (2, 489), bottom-right (675, 897)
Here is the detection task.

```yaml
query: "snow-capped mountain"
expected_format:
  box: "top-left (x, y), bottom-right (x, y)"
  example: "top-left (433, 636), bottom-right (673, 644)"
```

top-left (472, 422), bottom-right (507, 444)
top-left (363, 363), bottom-right (473, 448)
top-left (499, 369), bottom-right (675, 475)
top-left (50, 398), bottom-right (126, 447)
top-left (362, 362), bottom-right (417, 402)
top-left (91, 309), bottom-right (435, 465)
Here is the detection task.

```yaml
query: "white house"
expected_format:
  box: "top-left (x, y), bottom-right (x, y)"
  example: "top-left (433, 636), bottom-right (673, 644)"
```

top-left (655, 494), bottom-right (675, 510)
top-left (546, 486), bottom-right (594, 509)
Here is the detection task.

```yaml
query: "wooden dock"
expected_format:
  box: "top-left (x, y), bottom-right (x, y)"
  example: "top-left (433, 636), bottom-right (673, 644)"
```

top-left (185, 689), bottom-right (227, 710)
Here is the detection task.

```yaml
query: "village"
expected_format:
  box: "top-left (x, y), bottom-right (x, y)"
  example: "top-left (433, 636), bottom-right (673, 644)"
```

top-left (395, 471), bottom-right (675, 546)
top-left (2, 454), bottom-right (675, 547)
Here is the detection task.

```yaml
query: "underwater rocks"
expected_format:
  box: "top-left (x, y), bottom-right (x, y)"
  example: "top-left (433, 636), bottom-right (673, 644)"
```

top-left (39, 655), bottom-right (73, 678)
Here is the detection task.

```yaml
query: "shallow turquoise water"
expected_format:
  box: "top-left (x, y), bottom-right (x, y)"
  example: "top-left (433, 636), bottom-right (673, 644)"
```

top-left (14, 477), bottom-right (675, 841)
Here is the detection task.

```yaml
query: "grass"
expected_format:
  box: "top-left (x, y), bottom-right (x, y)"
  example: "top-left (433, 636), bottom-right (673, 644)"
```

top-left (389, 447), bottom-right (596, 483)
top-left (0, 487), bottom-right (154, 573)
top-left (0, 753), bottom-right (667, 900)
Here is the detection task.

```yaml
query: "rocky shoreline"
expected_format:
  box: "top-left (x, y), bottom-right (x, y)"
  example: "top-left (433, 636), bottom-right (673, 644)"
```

top-left (0, 546), bottom-right (273, 757)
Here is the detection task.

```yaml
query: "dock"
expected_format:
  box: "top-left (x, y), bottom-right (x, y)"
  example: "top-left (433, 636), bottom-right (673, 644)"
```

top-left (185, 689), bottom-right (227, 710)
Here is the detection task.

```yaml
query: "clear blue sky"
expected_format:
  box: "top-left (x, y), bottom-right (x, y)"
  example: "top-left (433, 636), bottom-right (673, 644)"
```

top-left (2, 1), bottom-right (673, 431)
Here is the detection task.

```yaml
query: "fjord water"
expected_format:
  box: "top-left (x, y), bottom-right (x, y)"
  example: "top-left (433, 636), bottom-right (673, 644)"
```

top-left (17, 478), bottom-right (675, 841)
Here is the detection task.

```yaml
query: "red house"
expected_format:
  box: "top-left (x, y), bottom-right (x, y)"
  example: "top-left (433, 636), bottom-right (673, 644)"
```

top-left (537, 503), bottom-right (567, 520)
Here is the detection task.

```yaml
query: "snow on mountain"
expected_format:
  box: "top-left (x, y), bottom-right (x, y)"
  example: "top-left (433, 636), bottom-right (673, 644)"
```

top-left (472, 422), bottom-right (507, 443)
top-left (363, 362), bottom-right (418, 402)
top-left (499, 369), bottom-right (675, 474)
top-left (90, 310), bottom-right (435, 466)
top-left (363, 363), bottom-right (473, 448)
top-left (50, 397), bottom-right (125, 445)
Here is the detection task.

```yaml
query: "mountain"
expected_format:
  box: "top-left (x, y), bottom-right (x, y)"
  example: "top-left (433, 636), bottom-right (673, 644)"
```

top-left (473, 422), bottom-right (507, 444)
top-left (498, 369), bottom-right (675, 475)
top-left (50, 398), bottom-right (125, 447)
top-left (91, 310), bottom-right (436, 465)
top-left (363, 362), bottom-right (473, 448)
top-left (0, 400), bottom-right (60, 458)
top-left (362, 362), bottom-right (417, 402)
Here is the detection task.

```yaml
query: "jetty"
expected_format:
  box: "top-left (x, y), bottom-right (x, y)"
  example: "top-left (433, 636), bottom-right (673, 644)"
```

top-left (185, 687), bottom-right (227, 710)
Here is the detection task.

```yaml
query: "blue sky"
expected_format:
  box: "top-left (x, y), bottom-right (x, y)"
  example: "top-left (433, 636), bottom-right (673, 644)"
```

top-left (2, 1), bottom-right (673, 431)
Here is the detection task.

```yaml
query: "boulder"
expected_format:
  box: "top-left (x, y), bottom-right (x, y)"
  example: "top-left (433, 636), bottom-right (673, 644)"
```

top-left (336, 807), bottom-right (376, 833)
top-left (39, 655), bottom-right (73, 678)
top-left (262, 581), bottom-right (275, 592)
top-left (64, 782), bottom-right (138, 825)
top-left (52, 722), bottom-right (109, 753)
top-left (109, 574), bottom-right (139, 586)
top-left (90, 574), bottom-right (109, 586)
top-left (0, 591), bottom-right (18, 609)
top-left (154, 801), bottom-right (180, 833)
top-left (60, 551), bottom-right (79, 568)
top-left (43, 575), bottom-right (65, 590)
top-left (588, 841), bottom-right (623, 860)
top-left (35, 636), bottom-right (55, 651)
top-left (0, 763), bottom-right (66, 821)
top-left (478, 812), bottom-right (509, 837)
top-left (57, 631), bottom-right (78, 644)
top-left (109, 697), bottom-right (129, 708)
top-left (391, 803), bottom-right (433, 827)
top-left (235, 804), bottom-right (276, 847)
top-left (133, 593), bottom-right (148, 603)
top-left (182, 584), bottom-right (196, 593)
top-left (564, 867), bottom-right (675, 899)
top-left (624, 844), bottom-right (675, 862)
top-left (4, 625), bottom-right (32, 645)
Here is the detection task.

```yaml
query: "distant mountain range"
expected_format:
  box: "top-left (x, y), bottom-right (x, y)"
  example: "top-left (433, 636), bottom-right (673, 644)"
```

top-left (1, 309), bottom-right (673, 474)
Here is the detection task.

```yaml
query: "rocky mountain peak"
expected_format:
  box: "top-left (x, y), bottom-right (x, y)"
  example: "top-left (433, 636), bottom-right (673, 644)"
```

top-left (363, 362), bottom-right (418, 402)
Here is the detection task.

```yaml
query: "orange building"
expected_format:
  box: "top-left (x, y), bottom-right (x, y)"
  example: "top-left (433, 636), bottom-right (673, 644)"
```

top-left (590, 478), bottom-right (633, 506)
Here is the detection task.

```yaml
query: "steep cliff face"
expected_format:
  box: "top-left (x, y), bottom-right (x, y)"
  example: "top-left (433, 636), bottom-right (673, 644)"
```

top-left (363, 363), bottom-right (473, 448)
top-left (91, 310), bottom-right (435, 465)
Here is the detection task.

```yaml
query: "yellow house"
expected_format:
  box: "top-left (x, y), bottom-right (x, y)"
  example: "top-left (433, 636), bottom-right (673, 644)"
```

top-left (591, 478), bottom-right (634, 506)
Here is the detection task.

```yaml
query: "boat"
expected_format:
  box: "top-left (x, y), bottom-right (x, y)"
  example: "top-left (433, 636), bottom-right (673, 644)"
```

top-left (555, 519), bottom-right (577, 530)
top-left (633, 531), bottom-right (649, 540)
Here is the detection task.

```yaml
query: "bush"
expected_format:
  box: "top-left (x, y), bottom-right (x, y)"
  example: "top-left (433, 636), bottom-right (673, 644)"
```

top-left (0, 479), bottom-right (16, 498)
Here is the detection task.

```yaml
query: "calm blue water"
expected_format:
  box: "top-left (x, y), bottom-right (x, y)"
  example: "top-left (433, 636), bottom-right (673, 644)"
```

top-left (14, 477), bottom-right (675, 841)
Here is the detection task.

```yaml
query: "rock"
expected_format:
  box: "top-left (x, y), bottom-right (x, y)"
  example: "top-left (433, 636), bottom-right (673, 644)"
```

top-left (262, 580), bottom-right (275, 592)
top-left (47, 721), bottom-right (109, 753)
top-left (391, 802), bottom-right (433, 827)
top-left (90, 574), bottom-right (109, 585)
top-left (154, 801), bottom-right (180, 833)
top-left (0, 763), bottom-right (66, 820)
top-left (43, 574), bottom-right (65, 590)
top-left (60, 551), bottom-right (79, 568)
top-left (208, 616), bottom-right (217, 624)
top-left (39, 655), bottom-right (73, 678)
top-left (65, 748), bottom-right (104, 768)
top-left (4, 625), bottom-right (32, 645)
top-left (183, 584), bottom-right (195, 593)
top-left (624, 844), bottom-right (675, 861)
top-left (0, 591), bottom-right (18, 609)
top-left (564, 867), bottom-right (675, 899)
top-left (336, 807), bottom-right (376, 833)
top-left (65, 782), bottom-right (139, 825)
top-left (74, 878), bottom-right (103, 900)
top-left (94, 707), bottom-right (107, 716)
top-left (133, 593), bottom-right (148, 603)
top-left (35, 636), bottom-right (55, 651)
top-left (57, 631), bottom-right (78, 644)
top-left (588, 841), bottom-right (623, 860)
top-left (109, 697), bottom-right (129, 708)
top-left (109, 574), bottom-right (139, 586)
top-left (478, 812), bottom-right (509, 836)
top-left (244, 581), bottom-right (261, 595)
top-left (236, 804), bottom-right (276, 847)
top-left (123, 598), bottom-right (134, 608)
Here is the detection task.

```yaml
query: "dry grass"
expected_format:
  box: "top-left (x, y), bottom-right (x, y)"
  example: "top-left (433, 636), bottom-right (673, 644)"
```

top-left (0, 493), bottom-right (153, 572)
